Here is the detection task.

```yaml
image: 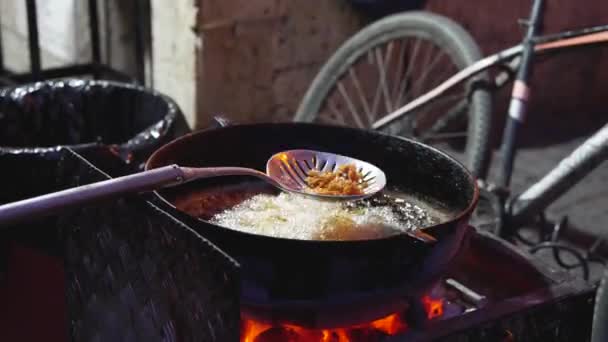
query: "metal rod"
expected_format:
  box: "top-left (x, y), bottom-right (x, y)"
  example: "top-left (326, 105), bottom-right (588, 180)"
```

top-left (9, 63), bottom-right (135, 83)
top-left (535, 23), bottom-right (608, 45)
top-left (496, 0), bottom-right (544, 188)
top-left (0, 13), bottom-right (5, 74)
top-left (134, 0), bottom-right (147, 85)
top-left (445, 278), bottom-right (487, 307)
top-left (0, 165), bottom-right (184, 227)
top-left (510, 122), bottom-right (608, 226)
top-left (88, 0), bottom-right (102, 76)
top-left (25, 0), bottom-right (41, 79)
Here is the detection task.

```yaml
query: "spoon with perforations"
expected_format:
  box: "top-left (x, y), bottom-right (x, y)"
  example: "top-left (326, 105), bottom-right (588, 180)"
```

top-left (0, 149), bottom-right (386, 226)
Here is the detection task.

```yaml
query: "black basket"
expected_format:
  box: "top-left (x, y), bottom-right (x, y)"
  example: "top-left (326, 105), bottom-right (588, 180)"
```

top-left (0, 149), bottom-right (240, 342)
top-left (0, 79), bottom-right (190, 172)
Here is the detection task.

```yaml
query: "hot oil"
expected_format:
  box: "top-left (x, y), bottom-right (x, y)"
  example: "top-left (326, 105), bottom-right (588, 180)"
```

top-left (180, 180), bottom-right (451, 241)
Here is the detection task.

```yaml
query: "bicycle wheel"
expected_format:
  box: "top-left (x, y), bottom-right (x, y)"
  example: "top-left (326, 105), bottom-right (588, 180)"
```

top-left (294, 11), bottom-right (493, 179)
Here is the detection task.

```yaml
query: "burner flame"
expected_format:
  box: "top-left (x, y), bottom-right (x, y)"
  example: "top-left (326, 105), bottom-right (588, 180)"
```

top-left (241, 312), bottom-right (407, 342)
top-left (241, 297), bottom-right (444, 341)
top-left (422, 295), bottom-right (444, 319)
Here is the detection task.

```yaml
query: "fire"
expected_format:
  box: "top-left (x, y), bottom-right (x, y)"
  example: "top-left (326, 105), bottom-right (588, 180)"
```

top-left (369, 312), bottom-right (405, 335)
top-left (422, 295), bottom-right (444, 319)
top-left (241, 312), bottom-right (408, 342)
top-left (242, 319), bottom-right (273, 342)
top-left (241, 297), bottom-right (445, 341)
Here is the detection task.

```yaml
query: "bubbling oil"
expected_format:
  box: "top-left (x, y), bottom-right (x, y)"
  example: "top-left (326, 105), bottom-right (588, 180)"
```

top-left (210, 191), bottom-right (443, 241)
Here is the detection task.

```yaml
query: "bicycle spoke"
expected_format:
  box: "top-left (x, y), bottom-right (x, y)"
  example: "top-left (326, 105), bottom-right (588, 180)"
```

top-left (367, 49), bottom-right (383, 121)
top-left (407, 46), bottom-right (446, 103)
top-left (418, 98), bottom-right (468, 140)
top-left (336, 80), bottom-right (366, 127)
top-left (326, 98), bottom-right (349, 126)
top-left (401, 42), bottom-right (435, 107)
top-left (398, 92), bottom-right (464, 136)
top-left (375, 42), bottom-right (394, 113)
top-left (367, 49), bottom-right (375, 64)
top-left (368, 46), bottom-right (393, 122)
top-left (391, 39), bottom-right (408, 104)
top-left (347, 68), bottom-right (373, 125)
top-left (396, 38), bottom-right (421, 107)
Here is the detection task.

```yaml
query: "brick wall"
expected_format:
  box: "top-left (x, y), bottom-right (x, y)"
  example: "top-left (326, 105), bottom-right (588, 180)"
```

top-left (196, 0), bottom-right (363, 128)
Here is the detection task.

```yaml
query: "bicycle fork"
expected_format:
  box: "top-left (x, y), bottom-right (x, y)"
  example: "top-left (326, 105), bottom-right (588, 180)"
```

top-left (494, 0), bottom-right (545, 236)
top-left (496, 0), bottom-right (545, 189)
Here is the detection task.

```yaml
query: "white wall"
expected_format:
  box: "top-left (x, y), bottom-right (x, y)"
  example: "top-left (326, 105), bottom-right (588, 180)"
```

top-left (0, 0), bottom-right (90, 71)
top-left (0, 0), bottom-right (198, 128)
top-left (150, 0), bottom-right (198, 128)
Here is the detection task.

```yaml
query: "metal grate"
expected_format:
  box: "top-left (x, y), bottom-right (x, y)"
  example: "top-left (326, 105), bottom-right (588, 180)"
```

top-left (0, 148), bottom-right (240, 341)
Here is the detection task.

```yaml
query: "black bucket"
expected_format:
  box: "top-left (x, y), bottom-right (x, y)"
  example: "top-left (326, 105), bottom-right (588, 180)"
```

top-left (0, 79), bottom-right (190, 172)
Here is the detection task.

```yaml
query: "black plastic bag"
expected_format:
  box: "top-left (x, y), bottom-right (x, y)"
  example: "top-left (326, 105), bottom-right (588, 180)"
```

top-left (0, 79), bottom-right (190, 171)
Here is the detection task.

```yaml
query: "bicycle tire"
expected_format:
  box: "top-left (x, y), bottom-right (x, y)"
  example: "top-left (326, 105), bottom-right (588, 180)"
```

top-left (294, 11), bottom-right (493, 179)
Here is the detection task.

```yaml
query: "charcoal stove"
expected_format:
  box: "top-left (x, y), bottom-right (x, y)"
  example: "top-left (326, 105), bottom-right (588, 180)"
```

top-left (0, 141), bottom-right (598, 342)
top-left (239, 228), bottom-right (595, 342)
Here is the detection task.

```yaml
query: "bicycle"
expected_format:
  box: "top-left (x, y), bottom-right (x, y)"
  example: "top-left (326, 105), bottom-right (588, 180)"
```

top-left (296, 1), bottom-right (608, 337)
top-left (295, 0), bottom-right (608, 241)
top-left (294, 10), bottom-right (493, 179)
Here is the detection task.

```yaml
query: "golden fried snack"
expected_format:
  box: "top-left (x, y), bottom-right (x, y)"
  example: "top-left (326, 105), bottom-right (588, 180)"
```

top-left (305, 164), bottom-right (365, 195)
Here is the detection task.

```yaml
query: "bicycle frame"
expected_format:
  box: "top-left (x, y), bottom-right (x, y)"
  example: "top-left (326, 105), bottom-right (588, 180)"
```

top-left (372, 25), bottom-right (608, 130)
top-left (372, 8), bottom-right (608, 233)
top-left (509, 122), bottom-right (608, 226)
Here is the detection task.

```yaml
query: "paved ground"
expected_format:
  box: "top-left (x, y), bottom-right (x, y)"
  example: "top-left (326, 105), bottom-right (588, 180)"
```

top-left (441, 116), bottom-right (607, 282)
top-left (485, 135), bottom-right (608, 236)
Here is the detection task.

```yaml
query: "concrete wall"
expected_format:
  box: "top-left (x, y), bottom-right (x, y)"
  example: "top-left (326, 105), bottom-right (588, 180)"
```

top-left (150, 0), bottom-right (198, 127)
top-left (196, 0), bottom-right (363, 128)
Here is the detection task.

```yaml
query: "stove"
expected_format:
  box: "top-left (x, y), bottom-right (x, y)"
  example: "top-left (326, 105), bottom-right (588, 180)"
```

top-left (0, 148), bottom-right (598, 342)
top-left (239, 229), bottom-right (595, 342)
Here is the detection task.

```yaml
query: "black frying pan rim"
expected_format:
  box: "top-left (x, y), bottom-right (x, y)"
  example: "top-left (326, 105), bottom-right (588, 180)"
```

top-left (145, 122), bottom-right (480, 245)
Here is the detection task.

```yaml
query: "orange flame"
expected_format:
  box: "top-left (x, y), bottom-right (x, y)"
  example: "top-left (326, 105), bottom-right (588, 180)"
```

top-left (242, 319), bottom-right (273, 342)
top-left (422, 295), bottom-right (444, 319)
top-left (241, 297), bottom-right (445, 341)
top-left (241, 312), bottom-right (408, 342)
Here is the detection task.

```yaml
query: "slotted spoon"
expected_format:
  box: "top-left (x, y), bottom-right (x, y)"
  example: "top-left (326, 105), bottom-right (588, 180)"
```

top-left (0, 149), bottom-right (386, 226)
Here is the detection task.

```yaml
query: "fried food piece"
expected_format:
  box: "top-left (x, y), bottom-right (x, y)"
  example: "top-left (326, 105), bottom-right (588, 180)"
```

top-left (314, 215), bottom-right (399, 240)
top-left (305, 163), bottom-right (365, 195)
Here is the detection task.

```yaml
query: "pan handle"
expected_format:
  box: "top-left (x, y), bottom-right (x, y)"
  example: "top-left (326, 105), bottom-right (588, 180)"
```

top-left (0, 165), bottom-right (185, 227)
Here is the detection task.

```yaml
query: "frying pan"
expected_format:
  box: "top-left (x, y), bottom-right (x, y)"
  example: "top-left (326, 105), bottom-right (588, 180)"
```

top-left (146, 122), bottom-right (478, 327)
